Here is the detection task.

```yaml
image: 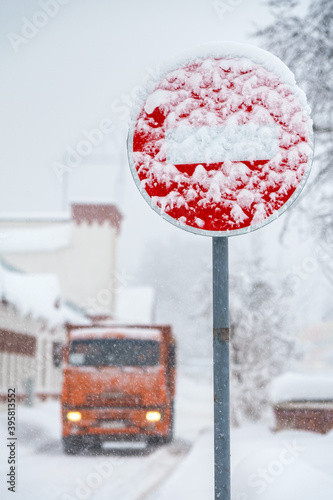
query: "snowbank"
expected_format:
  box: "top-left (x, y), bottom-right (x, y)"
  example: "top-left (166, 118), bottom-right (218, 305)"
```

top-left (269, 372), bottom-right (333, 404)
top-left (147, 429), bottom-right (214, 500)
top-left (149, 421), bottom-right (333, 500)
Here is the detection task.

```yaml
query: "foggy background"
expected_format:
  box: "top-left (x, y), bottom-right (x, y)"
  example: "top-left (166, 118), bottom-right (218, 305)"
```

top-left (2, 0), bottom-right (330, 362)
top-left (2, 1), bottom-right (333, 499)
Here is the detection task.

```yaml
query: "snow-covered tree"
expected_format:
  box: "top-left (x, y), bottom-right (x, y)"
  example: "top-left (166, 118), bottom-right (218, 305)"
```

top-left (256, 0), bottom-right (333, 262)
top-left (195, 255), bottom-right (297, 426)
top-left (229, 257), bottom-right (297, 426)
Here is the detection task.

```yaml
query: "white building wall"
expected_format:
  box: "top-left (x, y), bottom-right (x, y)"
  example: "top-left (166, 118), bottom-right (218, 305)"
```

top-left (2, 219), bottom-right (118, 314)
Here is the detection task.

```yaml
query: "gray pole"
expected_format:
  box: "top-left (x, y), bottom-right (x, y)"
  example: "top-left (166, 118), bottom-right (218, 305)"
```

top-left (213, 236), bottom-right (230, 499)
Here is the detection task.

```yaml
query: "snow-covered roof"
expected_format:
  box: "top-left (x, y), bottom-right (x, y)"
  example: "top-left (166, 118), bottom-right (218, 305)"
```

top-left (72, 203), bottom-right (122, 231)
top-left (0, 260), bottom-right (87, 327)
top-left (0, 211), bottom-right (71, 222)
top-left (0, 203), bottom-right (122, 254)
top-left (0, 223), bottom-right (72, 254)
top-left (269, 372), bottom-right (333, 404)
top-left (115, 286), bottom-right (155, 324)
top-left (70, 326), bottom-right (161, 340)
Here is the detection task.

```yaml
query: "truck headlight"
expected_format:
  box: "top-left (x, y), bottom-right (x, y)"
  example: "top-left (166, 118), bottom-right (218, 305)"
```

top-left (67, 411), bottom-right (82, 422)
top-left (145, 411), bottom-right (161, 422)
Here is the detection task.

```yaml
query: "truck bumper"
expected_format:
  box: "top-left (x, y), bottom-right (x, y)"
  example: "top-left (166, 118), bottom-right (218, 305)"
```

top-left (62, 406), bottom-right (171, 440)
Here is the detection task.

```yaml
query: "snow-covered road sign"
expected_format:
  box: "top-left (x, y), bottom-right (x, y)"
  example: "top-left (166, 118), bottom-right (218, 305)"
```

top-left (127, 42), bottom-right (313, 236)
top-left (127, 42), bottom-right (313, 500)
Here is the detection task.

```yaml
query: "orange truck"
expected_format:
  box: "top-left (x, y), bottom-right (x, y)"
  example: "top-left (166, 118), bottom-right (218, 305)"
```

top-left (61, 324), bottom-right (176, 454)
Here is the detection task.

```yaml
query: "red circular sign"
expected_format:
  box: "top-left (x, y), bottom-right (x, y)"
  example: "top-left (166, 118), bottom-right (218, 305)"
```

top-left (128, 43), bottom-right (313, 236)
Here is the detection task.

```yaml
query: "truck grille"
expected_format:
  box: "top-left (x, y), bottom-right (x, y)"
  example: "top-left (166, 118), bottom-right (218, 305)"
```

top-left (85, 393), bottom-right (142, 407)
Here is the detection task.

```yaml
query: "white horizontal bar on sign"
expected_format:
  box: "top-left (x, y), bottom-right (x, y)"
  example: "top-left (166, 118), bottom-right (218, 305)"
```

top-left (165, 124), bottom-right (279, 164)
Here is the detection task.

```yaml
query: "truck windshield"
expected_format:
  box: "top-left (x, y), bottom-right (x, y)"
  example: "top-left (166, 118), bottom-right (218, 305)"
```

top-left (69, 338), bottom-right (160, 367)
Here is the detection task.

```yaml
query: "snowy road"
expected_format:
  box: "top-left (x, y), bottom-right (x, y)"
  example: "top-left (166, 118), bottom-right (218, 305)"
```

top-left (1, 371), bottom-right (333, 500)
top-left (0, 372), bottom-right (214, 500)
top-left (13, 437), bottom-right (190, 500)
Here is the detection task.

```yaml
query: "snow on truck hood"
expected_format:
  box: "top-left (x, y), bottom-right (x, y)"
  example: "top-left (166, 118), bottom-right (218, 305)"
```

top-left (69, 326), bottom-right (162, 341)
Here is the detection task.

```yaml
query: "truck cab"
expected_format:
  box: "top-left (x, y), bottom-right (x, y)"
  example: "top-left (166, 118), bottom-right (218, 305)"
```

top-left (61, 324), bottom-right (176, 454)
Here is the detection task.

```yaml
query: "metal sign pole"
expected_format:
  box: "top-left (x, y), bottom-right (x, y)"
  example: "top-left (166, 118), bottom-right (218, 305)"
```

top-left (213, 236), bottom-right (230, 500)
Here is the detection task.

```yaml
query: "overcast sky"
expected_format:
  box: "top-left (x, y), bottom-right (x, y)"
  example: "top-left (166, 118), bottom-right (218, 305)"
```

top-left (0, 0), bottom-right (270, 254)
top-left (0, 0), bottom-right (277, 214)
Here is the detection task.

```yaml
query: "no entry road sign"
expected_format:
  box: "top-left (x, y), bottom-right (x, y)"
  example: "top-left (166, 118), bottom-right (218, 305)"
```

top-left (128, 42), bottom-right (313, 236)
top-left (127, 42), bottom-right (313, 500)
